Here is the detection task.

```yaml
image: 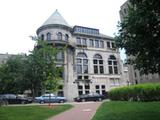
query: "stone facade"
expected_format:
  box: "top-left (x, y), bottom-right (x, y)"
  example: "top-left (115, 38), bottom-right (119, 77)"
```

top-left (0, 53), bottom-right (12, 64)
top-left (36, 10), bottom-right (125, 101)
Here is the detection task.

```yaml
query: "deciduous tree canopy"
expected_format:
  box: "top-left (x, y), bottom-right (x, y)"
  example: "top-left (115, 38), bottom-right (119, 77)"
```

top-left (116, 0), bottom-right (160, 74)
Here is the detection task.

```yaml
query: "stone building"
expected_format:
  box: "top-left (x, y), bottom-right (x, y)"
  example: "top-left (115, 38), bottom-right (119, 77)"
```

top-left (36, 9), bottom-right (124, 101)
top-left (0, 53), bottom-right (12, 64)
top-left (119, 1), bottom-right (160, 84)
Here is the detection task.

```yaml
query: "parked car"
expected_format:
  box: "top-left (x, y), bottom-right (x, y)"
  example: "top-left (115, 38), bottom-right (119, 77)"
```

top-left (1, 94), bottom-right (31, 104)
top-left (35, 94), bottom-right (66, 103)
top-left (0, 95), bottom-right (8, 106)
top-left (74, 93), bottom-right (105, 102)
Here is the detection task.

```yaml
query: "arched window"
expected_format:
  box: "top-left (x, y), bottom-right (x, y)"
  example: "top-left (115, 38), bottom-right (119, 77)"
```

top-left (76, 53), bottom-right (88, 74)
top-left (41, 34), bottom-right (44, 40)
top-left (108, 55), bottom-right (118, 74)
top-left (93, 54), bottom-right (104, 74)
top-left (46, 32), bottom-right (51, 40)
top-left (57, 32), bottom-right (62, 40)
top-left (65, 34), bottom-right (69, 41)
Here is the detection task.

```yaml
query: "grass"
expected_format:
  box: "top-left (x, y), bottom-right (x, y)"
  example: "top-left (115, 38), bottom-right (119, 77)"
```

top-left (92, 101), bottom-right (160, 120)
top-left (0, 104), bottom-right (73, 120)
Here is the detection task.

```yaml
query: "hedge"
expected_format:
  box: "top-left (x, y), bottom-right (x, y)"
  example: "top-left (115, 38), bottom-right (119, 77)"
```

top-left (109, 83), bottom-right (160, 102)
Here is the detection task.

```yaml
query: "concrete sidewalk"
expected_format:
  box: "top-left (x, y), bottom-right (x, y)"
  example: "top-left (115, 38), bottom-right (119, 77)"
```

top-left (48, 102), bottom-right (102, 120)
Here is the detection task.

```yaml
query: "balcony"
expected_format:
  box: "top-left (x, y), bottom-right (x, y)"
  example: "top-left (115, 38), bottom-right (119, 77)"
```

top-left (46, 39), bottom-right (76, 48)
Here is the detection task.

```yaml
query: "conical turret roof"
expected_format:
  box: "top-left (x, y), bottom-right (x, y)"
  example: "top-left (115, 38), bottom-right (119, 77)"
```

top-left (42, 9), bottom-right (70, 27)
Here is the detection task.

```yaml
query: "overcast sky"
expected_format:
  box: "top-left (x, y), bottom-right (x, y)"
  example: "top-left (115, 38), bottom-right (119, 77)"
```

top-left (0, 0), bottom-right (126, 60)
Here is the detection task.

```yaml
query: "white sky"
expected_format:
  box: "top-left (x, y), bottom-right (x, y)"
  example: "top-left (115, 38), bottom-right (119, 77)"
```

top-left (0, 0), bottom-right (126, 60)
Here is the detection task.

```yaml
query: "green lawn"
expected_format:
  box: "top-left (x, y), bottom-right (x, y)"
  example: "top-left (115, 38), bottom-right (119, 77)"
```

top-left (92, 101), bottom-right (160, 120)
top-left (0, 104), bottom-right (72, 120)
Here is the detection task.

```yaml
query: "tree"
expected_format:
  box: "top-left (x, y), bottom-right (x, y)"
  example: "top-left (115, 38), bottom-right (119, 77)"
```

top-left (116, 0), bottom-right (160, 75)
top-left (44, 69), bottom-right (63, 106)
top-left (0, 55), bottom-right (27, 94)
top-left (25, 39), bottom-right (64, 98)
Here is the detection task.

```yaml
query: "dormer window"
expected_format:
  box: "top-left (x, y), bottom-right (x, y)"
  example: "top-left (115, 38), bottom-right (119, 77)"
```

top-left (57, 32), bottom-right (62, 40)
top-left (46, 32), bottom-right (51, 40)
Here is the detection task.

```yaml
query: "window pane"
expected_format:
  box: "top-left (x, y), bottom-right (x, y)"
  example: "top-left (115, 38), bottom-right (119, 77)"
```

top-left (109, 66), bottom-right (113, 74)
top-left (95, 40), bottom-right (99, 47)
top-left (77, 65), bottom-right (82, 74)
top-left (47, 33), bottom-right (51, 40)
top-left (100, 66), bottom-right (104, 74)
top-left (107, 42), bottom-right (110, 48)
top-left (77, 59), bottom-right (82, 64)
top-left (78, 85), bottom-right (83, 89)
top-left (83, 59), bottom-right (88, 64)
top-left (85, 85), bottom-right (90, 89)
top-left (112, 42), bottom-right (115, 48)
top-left (89, 39), bottom-right (94, 47)
top-left (79, 91), bottom-right (83, 95)
top-left (113, 61), bottom-right (117, 65)
top-left (77, 76), bottom-right (82, 79)
top-left (109, 55), bottom-right (116, 60)
top-left (102, 85), bottom-right (105, 89)
top-left (96, 90), bottom-right (100, 94)
top-left (65, 34), bottom-right (69, 41)
top-left (100, 41), bottom-right (104, 48)
top-left (83, 65), bottom-right (88, 73)
top-left (114, 67), bottom-right (118, 74)
top-left (57, 32), bottom-right (62, 40)
top-left (82, 38), bottom-right (87, 45)
top-left (108, 61), bottom-right (112, 65)
top-left (94, 54), bottom-right (102, 59)
top-left (76, 37), bottom-right (81, 44)
top-left (99, 60), bottom-right (103, 64)
top-left (56, 52), bottom-right (64, 61)
top-left (84, 76), bottom-right (89, 79)
top-left (93, 60), bottom-right (97, 64)
top-left (77, 53), bottom-right (87, 58)
top-left (102, 90), bottom-right (106, 95)
top-left (94, 66), bottom-right (98, 73)
top-left (41, 34), bottom-right (44, 40)
top-left (95, 85), bottom-right (99, 89)
top-left (85, 91), bottom-right (89, 94)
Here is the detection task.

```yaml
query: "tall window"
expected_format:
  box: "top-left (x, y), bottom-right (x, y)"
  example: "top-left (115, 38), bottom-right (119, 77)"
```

top-left (76, 37), bottom-right (81, 45)
top-left (100, 41), bottom-right (104, 48)
top-left (46, 32), bottom-right (51, 40)
top-left (93, 54), bottom-right (104, 74)
top-left (65, 34), bottom-right (69, 41)
top-left (41, 34), bottom-right (44, 40)
top-left (76, 53), bottom-right (88, 74)
top-left (107, 42), bottom-right (110, 48)
top-left (89, 39), bottom-right (94, 47)
top-left (82, 38), bottom-right (87, 46)
top-left (56, 52), bottom-right (64, 62)
top-left (108, 55), bottom-right (118, 74)
top-left (57, 32), bottom-right (62, 40)
top-left (95, 40), bottom-right (99, 48)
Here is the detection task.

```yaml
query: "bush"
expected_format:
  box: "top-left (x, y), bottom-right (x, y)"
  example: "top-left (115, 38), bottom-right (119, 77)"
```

top-left (109, 83), bottom-right (160, 102)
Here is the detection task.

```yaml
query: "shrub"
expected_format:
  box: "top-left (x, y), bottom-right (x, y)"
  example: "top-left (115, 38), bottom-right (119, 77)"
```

top-left (109, 83), bottom-right (160, 102)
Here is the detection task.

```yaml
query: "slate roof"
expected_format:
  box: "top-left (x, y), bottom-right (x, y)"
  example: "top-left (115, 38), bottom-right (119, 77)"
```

top-left (42, 9), bottom-right (70, 27)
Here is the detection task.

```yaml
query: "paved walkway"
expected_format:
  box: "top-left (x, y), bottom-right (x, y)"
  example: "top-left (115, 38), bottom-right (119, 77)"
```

top-left (48, 102), bottom-right (102, 120)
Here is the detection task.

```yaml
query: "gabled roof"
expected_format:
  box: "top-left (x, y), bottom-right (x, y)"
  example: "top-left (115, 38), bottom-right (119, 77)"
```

top-left (42, 9), bottom-right (70, 27)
